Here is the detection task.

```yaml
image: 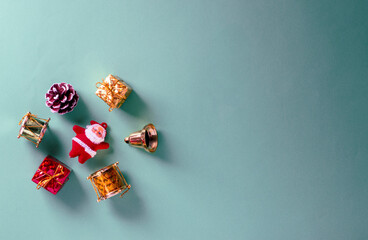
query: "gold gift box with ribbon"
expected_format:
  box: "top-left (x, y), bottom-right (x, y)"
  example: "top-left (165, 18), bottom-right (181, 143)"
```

top-left (96, 74), bottom-right (132, 112)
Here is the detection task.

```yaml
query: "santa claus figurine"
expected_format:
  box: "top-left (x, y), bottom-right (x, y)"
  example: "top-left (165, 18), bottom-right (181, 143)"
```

top-left (69, 120), bottom-right (110, 164)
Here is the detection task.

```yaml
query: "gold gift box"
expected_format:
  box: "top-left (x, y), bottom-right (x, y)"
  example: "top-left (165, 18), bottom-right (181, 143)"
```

top-left (96, 74), bottom-right (132, 112)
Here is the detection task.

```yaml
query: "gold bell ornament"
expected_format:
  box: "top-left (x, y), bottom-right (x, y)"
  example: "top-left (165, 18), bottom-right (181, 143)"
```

top-left (124, 124), bottom-right (158, 153)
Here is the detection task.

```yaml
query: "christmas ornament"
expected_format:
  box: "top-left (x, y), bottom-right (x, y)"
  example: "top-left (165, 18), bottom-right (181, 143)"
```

top-left (45, 82), bottom-right (79, 114)
top-left (69, 120), bottom-right (110, 164)
top-left (96, 74), bottom-right (132, 112)
top-left (124, 123), bottom-right (158, 152)
top-left (32, 155), bottom-right (71, 195)
top-left (18, 112), bottom-right (50, 148)
top-left (87, 162), bottom-right (130, 202)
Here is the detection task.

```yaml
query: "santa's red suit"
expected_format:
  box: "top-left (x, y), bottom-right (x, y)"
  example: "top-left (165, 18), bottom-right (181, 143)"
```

top-left (69, 121), bottom-right (109, 164)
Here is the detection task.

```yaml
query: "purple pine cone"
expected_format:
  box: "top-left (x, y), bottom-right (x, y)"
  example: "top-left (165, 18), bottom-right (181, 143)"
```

top-left (45, 83), bottom-right (79, 115)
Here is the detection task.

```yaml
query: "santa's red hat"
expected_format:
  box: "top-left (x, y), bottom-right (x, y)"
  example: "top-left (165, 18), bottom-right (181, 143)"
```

top-left (90, 120), bottom-right (107, 129)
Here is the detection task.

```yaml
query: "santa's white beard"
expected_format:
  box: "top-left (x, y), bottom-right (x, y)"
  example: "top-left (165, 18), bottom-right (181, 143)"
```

top-left (85, 126), bottom-right (105, 144)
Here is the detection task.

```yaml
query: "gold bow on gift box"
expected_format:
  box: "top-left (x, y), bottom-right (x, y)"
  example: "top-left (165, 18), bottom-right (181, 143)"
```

top-left (36, 165), bottom-right (64, 189)
top-left (96, 74), bottom-right (132, 112)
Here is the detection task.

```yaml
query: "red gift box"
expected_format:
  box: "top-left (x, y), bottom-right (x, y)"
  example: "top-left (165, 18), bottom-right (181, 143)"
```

top-left (32, 156), bottom-right (71, 195)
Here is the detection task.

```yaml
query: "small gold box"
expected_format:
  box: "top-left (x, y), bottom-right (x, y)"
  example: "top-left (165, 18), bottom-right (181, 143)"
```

top-left (96, 74), bottom-right (132, 112)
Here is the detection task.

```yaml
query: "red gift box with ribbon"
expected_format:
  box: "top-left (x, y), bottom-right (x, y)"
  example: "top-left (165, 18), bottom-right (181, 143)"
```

top-left (31, 156), bottom-right (71, 195)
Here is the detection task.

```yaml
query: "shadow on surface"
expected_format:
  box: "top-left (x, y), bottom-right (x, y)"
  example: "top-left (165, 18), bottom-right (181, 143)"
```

top-left (52, 171), bottom-right (87, 211)
top-left (120, 90), bottom-right (149, 119)
top-left (38, 128), bottom-right (63, 156)
top-left (63, 96), bottom-right (93, 125)
top-left (109, 172), bottom-right (145, 219)
top-left (103, 124), bottom-right (114, 155)
top-left (82, 151), bottom-right (113, 171)
top-left (144, 129), bottom-right (172, 163)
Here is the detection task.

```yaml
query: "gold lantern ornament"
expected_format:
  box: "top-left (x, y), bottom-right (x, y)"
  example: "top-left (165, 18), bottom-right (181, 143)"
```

top-left (96, 74), bottom-right (132, 112)
top-left (17, 112), bottom-right (50, 148)
top-left (87, 162), bottom-right (131, 202)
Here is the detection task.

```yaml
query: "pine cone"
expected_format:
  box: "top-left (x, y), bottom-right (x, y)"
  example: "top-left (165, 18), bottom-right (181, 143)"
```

top-left (45, 83), bottom-right (79, 115)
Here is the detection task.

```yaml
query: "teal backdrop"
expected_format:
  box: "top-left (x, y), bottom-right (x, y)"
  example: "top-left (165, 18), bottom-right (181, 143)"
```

top-left (1, 1), bottom-right (367, 239)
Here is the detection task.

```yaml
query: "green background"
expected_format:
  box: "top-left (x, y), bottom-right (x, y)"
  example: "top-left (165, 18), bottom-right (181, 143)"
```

top-left (1, 1), bottom-right (367, 239)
